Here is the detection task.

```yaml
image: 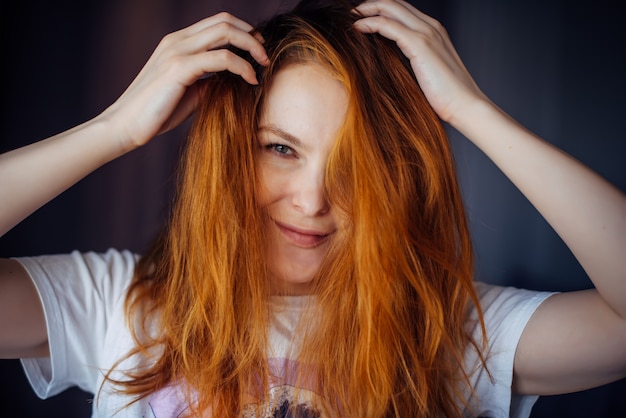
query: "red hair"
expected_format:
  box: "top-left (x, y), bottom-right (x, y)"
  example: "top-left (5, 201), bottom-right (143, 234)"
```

top-left (110, 1), bottom-right (487, 416)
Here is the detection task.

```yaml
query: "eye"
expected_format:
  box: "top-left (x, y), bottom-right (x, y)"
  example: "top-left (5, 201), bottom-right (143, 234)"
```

top-left (265, 143), bottom-right (295, 157)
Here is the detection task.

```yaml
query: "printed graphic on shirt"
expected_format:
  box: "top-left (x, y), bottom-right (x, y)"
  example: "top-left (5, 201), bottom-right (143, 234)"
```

top-left (147, 358), bottom-right (322, 418)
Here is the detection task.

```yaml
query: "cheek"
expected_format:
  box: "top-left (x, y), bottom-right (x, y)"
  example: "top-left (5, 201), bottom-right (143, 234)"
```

top-left (255, 163), bottom-right (287, 209)
top-left (255, 180), bottom-right (269, 209)
top-left (254, 158), bottom-right (269, 206)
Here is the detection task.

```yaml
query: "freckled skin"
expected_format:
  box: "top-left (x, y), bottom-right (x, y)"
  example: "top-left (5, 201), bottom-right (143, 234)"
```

top-left (256, 64), bottom-right (348, 295)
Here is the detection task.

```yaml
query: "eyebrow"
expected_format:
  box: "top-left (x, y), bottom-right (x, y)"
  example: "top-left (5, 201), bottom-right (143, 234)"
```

top-left (258, 124), bottom-right (302, 147)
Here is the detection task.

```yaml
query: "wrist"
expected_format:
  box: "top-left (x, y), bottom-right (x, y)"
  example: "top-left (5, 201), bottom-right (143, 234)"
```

top-left (445, 95), bottom-right (498, 135)
top-left (96, 103), bottom-right (144, 155)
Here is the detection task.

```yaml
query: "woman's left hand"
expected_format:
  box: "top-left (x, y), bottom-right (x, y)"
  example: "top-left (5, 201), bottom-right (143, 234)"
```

top-left (356, 0), bottom-right (626, 397)
top-left (353, 0), bottom-right (487, 125)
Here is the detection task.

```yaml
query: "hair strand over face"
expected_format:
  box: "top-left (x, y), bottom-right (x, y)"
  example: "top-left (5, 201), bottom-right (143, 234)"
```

top-left (110, 1), bottom-right (487, 416)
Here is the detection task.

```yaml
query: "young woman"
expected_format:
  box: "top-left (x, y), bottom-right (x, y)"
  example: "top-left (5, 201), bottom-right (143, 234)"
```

top-left (1, 0), bottom-right (624, 417)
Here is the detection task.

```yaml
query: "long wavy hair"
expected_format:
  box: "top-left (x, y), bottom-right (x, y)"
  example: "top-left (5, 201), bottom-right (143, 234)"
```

top-left (112, 1), bottom-right (487, 416)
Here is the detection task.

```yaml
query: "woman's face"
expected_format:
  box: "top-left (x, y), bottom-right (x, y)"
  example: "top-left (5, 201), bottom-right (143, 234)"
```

top-left (256, 63), bottom-right (348, 295)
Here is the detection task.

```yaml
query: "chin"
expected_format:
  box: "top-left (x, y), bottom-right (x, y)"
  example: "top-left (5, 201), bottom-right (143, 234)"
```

top-left (268, 262), bottom-right (321, 295)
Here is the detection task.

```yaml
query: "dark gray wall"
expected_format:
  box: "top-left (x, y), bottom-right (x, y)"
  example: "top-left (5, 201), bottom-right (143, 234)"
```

top-left (1, 0), bottom-right (624, 416)
top-left (445, 1), bottom-right (626, 415)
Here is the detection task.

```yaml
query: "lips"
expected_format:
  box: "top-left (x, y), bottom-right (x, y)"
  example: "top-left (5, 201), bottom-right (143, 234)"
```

top-left (274, 220), bottom-right (332, 248)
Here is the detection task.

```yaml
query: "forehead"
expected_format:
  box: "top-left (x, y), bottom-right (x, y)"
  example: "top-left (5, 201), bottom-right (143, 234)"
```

top-left (259, 63), bottom-right (349, 148)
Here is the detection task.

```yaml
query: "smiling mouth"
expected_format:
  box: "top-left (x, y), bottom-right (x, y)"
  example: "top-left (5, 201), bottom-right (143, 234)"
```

top-left (274, 221), bottom-right (332, 248)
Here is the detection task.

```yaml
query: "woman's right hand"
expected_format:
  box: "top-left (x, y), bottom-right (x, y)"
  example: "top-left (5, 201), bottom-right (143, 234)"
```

top-left (0, 13), bottom-right (270, 356)
top-left (0, 12), bottom-right (268, 237)
top-left (101, 12), bottom-right (269, 151)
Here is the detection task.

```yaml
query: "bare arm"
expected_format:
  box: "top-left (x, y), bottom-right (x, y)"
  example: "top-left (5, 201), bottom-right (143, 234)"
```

top-left (0, 12), bottom-right (269, 359)
top-left (452, 102), bottom-right (626, 311)
top-left (451, 95), bottom-right (626, 395)
top-left (0, 259), bottom-right (48, 358)
top-left (0, 13), bottom-right (268, 237)
top-left (0, 117), bottom-right (127, 237)
top-left (355, 0), bottom-right (626, 395)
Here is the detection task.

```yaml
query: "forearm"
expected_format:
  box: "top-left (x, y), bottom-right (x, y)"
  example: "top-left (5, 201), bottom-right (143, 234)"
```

top-left (453, 99), bottom-right (626, 316)
top-left (0, 114), bottom-right (131, 237)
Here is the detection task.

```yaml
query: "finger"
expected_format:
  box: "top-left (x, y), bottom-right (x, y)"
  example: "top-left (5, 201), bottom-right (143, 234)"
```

top-left (354, 0), bottom-right (438, 34)
top-left (250, 29), bottom-right (265, 45)
top-left (195, 49), bottom-right (260, 85)
top-left (194, 14), bottom-right (268, 46)
top-left (392, 0), bottom-right (443, 29)
top-left (181, 22), bottom-right (269, 66)
top-left (353, 15), bottom-right (423, 58)
top-left (175, 12), bottom-right (255, 39)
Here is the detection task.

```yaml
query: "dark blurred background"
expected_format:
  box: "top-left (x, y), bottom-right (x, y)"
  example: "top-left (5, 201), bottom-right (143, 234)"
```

top-left (1, 0), bottom-right (625, 416)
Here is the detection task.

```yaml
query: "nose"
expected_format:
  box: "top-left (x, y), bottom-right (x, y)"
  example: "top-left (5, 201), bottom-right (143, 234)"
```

top-left (291, 164), bottom-right (329, 216)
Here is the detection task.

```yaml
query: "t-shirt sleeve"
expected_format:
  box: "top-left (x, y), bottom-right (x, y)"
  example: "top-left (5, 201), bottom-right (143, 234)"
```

top-left (15, 249), bottom-right (138, 399)
top-left (466, 282), bottom-right (556, 418)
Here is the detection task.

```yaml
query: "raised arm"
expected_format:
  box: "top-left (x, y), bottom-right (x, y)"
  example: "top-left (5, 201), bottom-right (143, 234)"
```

top-left (0, 12), bottom-right (269, 359)
top-left (354, 0), bottom-right (626, 395)
top-left (0, 12), bottom-right (268, 237)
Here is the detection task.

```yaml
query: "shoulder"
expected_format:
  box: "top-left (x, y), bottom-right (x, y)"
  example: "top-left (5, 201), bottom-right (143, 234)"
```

top-left (14, 248), bottom-right (140, 331)
top-left (469, 281), bottom-right (556, 367)
top-left (16, 249), bottom-right (139, 290)
top-left (15, 249), bottom-right (142, 399)
top-left (469, 282), bottom-right (555, 333)
top-left (513, 289), bottom-right (626, 395)
top-left (464, 282), bottom-right (556, 417)
top-left (16, 248), bottom-right (139, 273)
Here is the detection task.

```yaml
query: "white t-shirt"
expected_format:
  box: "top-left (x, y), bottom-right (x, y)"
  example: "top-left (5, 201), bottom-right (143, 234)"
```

top-left (17, 249), bottom-right (554, 417)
